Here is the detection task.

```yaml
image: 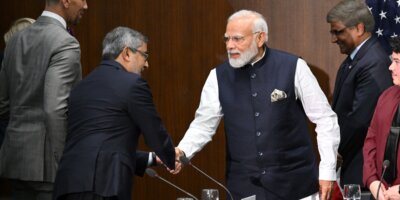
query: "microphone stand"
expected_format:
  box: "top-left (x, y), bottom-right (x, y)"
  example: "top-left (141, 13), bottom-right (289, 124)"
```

top-left (180, 156), bottom-right (234, 200)
top-left (376, 160), bottom-right (390, 200)
top-left (146, 168), bottom-right (199, 200)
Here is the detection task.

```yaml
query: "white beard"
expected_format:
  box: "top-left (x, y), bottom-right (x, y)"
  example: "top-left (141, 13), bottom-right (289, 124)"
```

top-left (228, 39), bottom-right (258, 68)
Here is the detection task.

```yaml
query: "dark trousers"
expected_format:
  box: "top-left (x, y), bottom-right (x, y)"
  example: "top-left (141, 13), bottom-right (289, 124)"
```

top-left (10, 179), bottom-right (53, 200)
top-left (60, 192), bottom-right (117, 200)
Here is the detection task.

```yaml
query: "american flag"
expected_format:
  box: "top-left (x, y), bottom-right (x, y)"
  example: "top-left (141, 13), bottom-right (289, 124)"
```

top-left (366, 0), bottom-right (400, 54)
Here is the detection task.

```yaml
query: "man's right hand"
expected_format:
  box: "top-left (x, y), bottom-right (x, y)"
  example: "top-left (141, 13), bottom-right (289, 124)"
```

top-left (167, 147), bottom-right (184, 174)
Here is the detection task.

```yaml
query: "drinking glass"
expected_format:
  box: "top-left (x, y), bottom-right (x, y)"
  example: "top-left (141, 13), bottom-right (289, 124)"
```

top-left (176, 198), bottom-right (194, 200)
top-left (201, 189), bottom-right (219, 200)
top-left (343, 184), bottom-right (361, 200)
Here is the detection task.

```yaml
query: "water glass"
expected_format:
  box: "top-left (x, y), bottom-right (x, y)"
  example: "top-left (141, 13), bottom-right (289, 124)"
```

top-left (343, 184), bottom-right (361, 200)
top-left (201, 189), bottom-right (219, 200)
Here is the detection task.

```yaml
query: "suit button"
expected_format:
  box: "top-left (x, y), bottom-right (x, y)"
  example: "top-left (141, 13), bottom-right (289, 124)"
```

top-left (258, 152), bottom-right (263, 156)
top-left (255, 112), bottom-right (260, 117)
top-left (261, 170), bottom-right (266, 174)
top-left (252, 92), bottom-right (258, 97)
top-left (251, 73), bottom-right (256, 79)
top-left (256, 131), bottom-right (261, 136)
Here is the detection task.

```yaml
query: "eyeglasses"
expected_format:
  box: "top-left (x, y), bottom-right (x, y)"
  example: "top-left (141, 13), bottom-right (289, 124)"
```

top-left (330, 26), bottom-right (352, 36)
top-left (223, 32), bottom-right (260, 44)
top-left (128, 47), bottom-right (149, 60)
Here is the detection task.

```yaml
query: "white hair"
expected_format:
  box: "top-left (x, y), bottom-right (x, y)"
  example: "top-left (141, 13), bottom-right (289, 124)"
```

top-left (102, 26), bottom-right (148, 60)
top-left (228, 10), bottom-right (268, 43)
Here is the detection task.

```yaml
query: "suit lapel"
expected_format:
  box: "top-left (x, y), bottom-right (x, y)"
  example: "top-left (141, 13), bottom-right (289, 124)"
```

top-left (332, 57), bottom-right (351, 108)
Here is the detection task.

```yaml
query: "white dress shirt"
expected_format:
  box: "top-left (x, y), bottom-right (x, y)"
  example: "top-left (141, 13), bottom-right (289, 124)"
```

top-left (42, 10), bottom-right (67, 29)
top-left (178, 57), bottom-right (340, 183)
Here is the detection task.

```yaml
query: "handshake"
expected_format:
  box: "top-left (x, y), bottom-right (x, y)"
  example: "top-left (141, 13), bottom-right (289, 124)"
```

top-left (152, 147), bottom-right (185, 174)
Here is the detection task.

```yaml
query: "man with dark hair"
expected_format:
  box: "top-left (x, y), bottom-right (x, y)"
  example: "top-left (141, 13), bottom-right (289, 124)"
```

top-left (327, 0), bottom-right (392, 198)
top-left (390, 37), bottom-right (400, 53)
top-left (0, 0), bottom-right (87, 199)
top-left (53, 26), bottom-right (176, 200)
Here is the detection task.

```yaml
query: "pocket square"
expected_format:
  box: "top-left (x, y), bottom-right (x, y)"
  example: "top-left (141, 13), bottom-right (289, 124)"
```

top-left (270, 89), bottom-right (287, 102)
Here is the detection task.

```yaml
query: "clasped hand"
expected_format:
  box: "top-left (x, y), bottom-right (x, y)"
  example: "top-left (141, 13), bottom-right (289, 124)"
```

top-left (153, 147), bottom-right (185, 175)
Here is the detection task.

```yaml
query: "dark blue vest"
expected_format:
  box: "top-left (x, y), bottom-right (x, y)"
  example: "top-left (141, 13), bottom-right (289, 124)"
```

top-left (216, 47), bottom-right (318, 199)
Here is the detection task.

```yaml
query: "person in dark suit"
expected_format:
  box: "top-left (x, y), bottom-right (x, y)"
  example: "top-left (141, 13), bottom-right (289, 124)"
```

top-left (53, 26), bottom-right (176, 200)
top-left (0, 0), bottom-right (87, 199)
top-left (363, 37), bottom-right (400, 200)
top-left (176, 10), bottom-right (340, 200)
top-left (326, 0), bottom-right (392, 199)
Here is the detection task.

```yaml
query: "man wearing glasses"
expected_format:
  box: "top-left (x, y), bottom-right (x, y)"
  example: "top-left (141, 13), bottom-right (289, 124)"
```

top-left (176, 9), bottom-right (340, 200)
top-left (326, 1), bottom-right (392, 199)
top-left (52, 27), bottom-right (176, 200)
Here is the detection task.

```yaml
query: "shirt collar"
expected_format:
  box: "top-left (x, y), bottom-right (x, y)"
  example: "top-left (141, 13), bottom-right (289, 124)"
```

top-left (251, 46), bottom-right (266, 66)
top-left (41, 11), bottom-right (67, 29)
top-left (350, 37), bottom-right (370, 60)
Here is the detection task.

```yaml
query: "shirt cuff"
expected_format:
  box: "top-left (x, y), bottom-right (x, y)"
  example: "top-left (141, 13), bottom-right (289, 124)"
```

top-left (319, 168), bottom-right (337, 181)
top-left (147, 152), bottom-right (157, 166)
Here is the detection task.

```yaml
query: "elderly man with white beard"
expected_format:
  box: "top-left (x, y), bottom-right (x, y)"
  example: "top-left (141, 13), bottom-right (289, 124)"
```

top-left (176, 10), bottom-right (340, 200)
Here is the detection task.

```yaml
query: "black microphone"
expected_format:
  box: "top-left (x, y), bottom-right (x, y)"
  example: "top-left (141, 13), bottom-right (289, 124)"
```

top-left (376, 160), bottom-right (390, 200)
top-left (180, 155), bottom-right (234, 200)
top-left (145, 168), bottom-right (198, 200)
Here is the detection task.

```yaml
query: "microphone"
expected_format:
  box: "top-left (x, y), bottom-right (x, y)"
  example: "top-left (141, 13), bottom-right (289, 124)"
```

top-left (145, 168), bottom-right (198, 200)
top-left (376, 160), bottom-right (390, 200)
top-left (180, 155), bottom-right (234, 200)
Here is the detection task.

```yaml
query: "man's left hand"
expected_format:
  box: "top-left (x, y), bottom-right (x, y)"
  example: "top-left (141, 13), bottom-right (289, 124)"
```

top-left (319, 180), bottom-right (334, 200)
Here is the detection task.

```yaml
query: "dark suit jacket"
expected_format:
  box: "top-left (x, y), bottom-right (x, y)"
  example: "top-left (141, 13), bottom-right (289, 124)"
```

top-left (53, 60), bottom-right (175, 200)
top-left (332, 36), bottom-right (392, 187)
top-left (363, 86), bottom-right (400, 188)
